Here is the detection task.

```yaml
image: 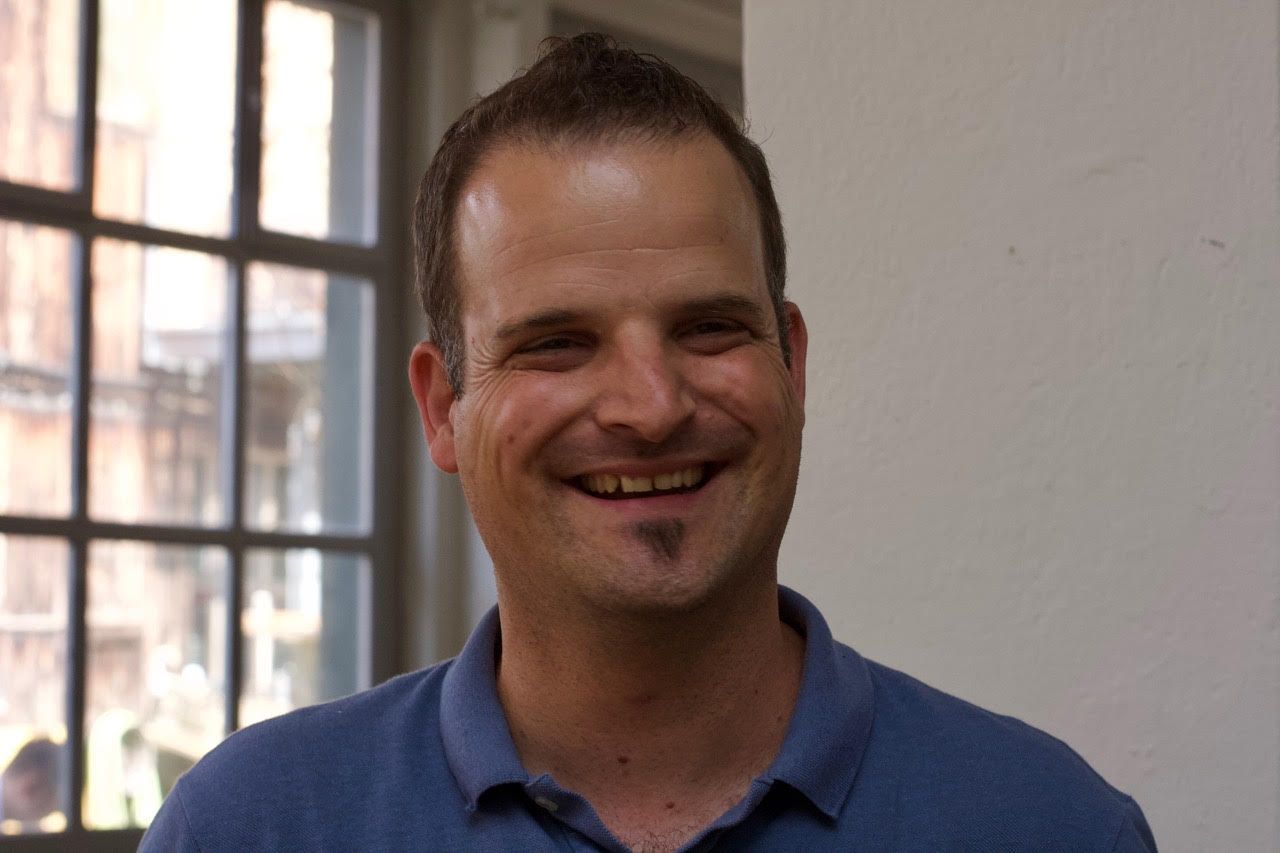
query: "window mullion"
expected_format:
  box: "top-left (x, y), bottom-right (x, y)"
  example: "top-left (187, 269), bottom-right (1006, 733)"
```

top-left (223, 256), bottom-right (248, 735)
top-left (68, 223), bottom-right (92, 526)
top-left (74, 0), bottom-right (100, 209)
top-left (241, 229), bottom-right (385, 278)
top-left (0, 181), bottom-right (86, 216)
top-left (0, 515), bottom-right (374, 552)
top-left (367, 0), bottom-right (407, 688)
top-left (224, 0), bottom-right (265, 739)
top-left (65, 540), bottom-right (89, 833)
top-left (66, 17), bottom-right (97, 808)
top-left (233, 0), bottom-right (266, 242)
top-left (67, 236), bottom-right (93, 834)
top-left (225, 548), bottom-right (245, 735)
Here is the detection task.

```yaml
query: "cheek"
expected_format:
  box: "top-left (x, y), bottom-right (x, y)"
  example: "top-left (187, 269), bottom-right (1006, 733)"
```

top-left (459, 373), bottom-right (592, 477)
top-left (455, 379), bottom-right (517, 470)
top-left (692, 351), bottom-right (798, 430)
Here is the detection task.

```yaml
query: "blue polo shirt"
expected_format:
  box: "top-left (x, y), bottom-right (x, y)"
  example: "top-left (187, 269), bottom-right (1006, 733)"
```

top-left (141, 587), bottom-right (1156, 851)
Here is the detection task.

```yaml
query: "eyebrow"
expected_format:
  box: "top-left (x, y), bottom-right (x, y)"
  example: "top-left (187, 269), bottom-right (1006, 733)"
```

top-left (491, 292), bottom-right (771, 344)
top-left (493, 308), bottom-right (588, 344)
top-left (674, 293), bottom-right (770, 326)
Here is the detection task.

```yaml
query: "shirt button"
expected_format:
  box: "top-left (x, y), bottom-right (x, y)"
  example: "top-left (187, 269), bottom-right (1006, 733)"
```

top-left (533, 796), bottom-right (559, 812)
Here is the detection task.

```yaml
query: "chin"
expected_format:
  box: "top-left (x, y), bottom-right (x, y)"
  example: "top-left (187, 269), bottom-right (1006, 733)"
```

top-left (577, 548), bottom-right (767, 619)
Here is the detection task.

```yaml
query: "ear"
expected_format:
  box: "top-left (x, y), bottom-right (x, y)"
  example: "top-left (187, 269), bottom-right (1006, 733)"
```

top-left (783, 301), bottom-right (808, 407)
top-left (408, 341), bottom-right (460, 474)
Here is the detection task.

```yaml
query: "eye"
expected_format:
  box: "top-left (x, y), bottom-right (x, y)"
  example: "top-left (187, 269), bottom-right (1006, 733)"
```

top-left (681, 318), bottom-right (752, 353)
top-left (520, 336), bottom-right (579, 353)
top-left (509, 334), bottom-right (593, 371)
top-left (683, 317), bottom-right (752, 339)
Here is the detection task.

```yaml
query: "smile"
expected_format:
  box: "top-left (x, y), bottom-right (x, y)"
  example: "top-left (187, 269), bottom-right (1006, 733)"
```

top-left (578, 464), bottom-right (707, 498)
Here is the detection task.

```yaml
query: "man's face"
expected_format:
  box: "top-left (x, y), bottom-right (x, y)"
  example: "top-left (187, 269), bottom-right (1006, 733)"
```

top-left (411, 135), bottom-right (807, 617)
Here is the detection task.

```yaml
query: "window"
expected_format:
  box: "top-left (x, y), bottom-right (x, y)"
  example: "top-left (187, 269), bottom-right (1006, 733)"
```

top-left (0, 0), bottom-right (402, 845)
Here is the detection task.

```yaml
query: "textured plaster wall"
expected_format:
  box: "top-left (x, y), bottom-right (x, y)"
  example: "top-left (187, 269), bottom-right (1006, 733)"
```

top-left (745, 2), bottom-right (1280, 849)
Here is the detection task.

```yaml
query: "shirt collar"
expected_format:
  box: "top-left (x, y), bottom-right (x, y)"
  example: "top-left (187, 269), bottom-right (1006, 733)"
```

top-left (440, 606), bottom-right (531, 810)
top-left (439, 586), bottom-right (875, 818)
top-left (761, 585), bottom-right (874, 818)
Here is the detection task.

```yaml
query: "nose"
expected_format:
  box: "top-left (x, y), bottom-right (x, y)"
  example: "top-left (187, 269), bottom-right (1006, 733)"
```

top-left (593, 335), bottom-right (696, 443)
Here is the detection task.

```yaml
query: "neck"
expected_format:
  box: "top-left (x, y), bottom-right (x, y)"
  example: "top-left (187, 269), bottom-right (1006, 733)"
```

top-left (494, 578), bottom-right (805, 835)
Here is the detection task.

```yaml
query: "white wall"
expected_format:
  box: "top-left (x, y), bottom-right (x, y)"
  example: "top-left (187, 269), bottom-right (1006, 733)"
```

top-left (746, 2), bottom-right (1279, 849)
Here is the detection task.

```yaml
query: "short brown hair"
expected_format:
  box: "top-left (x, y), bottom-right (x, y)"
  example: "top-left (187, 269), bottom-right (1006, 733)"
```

top-left (413, 33), bottom-right (788, 393)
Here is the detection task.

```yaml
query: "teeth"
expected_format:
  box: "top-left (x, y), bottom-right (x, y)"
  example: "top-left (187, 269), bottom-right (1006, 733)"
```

top-left (621, 475), bottom-right (652, 493)
top-left (581, 465), bottom-right (704, 496)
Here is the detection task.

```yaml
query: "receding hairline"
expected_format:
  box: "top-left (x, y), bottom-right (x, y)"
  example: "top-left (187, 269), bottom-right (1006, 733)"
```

top-left (413, 33), bottom-right (790, 393)
top-left (450, 130), bottom-right (770, 306)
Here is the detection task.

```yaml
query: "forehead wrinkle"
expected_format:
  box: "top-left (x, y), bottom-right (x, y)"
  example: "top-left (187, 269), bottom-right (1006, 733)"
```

top-left (478, 207), bottom-right (747, 263)
top-left (484, 218), bottom-right (628, 266)
top-left (456, 139), bottom-right (770, 344)
top-left (493, 242), bottom-right (740, 281)
top-left (656, 262), bottom-right (751, 284)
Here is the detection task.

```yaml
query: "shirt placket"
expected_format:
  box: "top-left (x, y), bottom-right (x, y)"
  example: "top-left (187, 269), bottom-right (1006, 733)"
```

top-left (524, 775), bottom-right (632, 852)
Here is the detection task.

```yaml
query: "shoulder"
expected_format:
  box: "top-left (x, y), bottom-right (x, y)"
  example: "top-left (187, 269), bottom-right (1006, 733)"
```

top-left (196, 660), bottom-right (450, 783)
top-left (142, 660), bottom-right (461, 852)
top-left (862, 657), bottom-right (1120, 793)
top-left (846, 655), bottom-right (1155, 850)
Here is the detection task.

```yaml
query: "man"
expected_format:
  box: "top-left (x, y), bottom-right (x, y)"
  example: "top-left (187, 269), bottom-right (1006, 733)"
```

top-left (0, 737), bottom-right (59, 830)
top-left (142, 34), bottom-right (1156, 851)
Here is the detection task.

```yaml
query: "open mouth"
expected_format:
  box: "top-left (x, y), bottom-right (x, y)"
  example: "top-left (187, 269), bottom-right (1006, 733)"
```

top-left (569, 463), bottom-right (719, 500)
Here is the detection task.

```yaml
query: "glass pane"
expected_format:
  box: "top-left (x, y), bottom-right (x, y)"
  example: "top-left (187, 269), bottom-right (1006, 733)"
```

top-left (0, 0), bottom-right (79, 190)
top-left (260, 0), bottom-right (379, 245)
top-left (245, 263), bottom-right (371, 533)
top-left (0, 221), bottom-right (75, 516)
top-left (240, 549), bottom-right (366, 727)
top-left (0, 535), bottom-right (69, 836)
top-left (94, 0), bottom-right (237, 235)
top-left (84, 541), bottom-right (227, 830)
top-left (89, 239), bottom-right (228, 526)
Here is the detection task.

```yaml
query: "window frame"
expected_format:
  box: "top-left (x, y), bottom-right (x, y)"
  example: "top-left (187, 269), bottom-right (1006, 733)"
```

top-left (0, 0), bottom-right (407, 847)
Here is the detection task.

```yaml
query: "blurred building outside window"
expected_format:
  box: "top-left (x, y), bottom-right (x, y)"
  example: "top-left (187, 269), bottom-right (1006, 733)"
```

top-left (0, 0), bottom-right (390, 841)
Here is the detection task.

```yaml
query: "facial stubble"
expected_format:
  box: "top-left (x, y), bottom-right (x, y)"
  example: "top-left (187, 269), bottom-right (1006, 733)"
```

top-left (632, 518), bottom-right (686, 563)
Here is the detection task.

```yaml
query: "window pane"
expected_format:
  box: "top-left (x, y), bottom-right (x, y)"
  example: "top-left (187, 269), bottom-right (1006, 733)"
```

top-left (89, 240), bottom-right (228, 527)
top-left (240, 549), bottom-right (366, 727)
top-left (94, 0), bottom-right (237, 236)
top-left (0, 0), bottom-right (79, 190)
top-left (84, 541), bottom-right (227, 830)
top-left (0, 220), bottom-right (75, 516)
top-left (245, 263), bottom-right (371, 533)
top-left (260, 0), bottom-right (379, 245)
top-left (0, 535), bottom-right (68, 836)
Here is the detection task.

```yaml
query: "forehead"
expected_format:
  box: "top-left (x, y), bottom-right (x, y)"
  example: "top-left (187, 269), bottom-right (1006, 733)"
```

top-left (453, 135), bottom-right (766, 323)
